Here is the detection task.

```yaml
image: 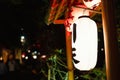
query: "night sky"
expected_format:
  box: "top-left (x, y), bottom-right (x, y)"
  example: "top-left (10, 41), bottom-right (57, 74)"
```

top-left (0, 0), bottom-right (51, 47)
top-left (0, 0), bottom-right (104, 53)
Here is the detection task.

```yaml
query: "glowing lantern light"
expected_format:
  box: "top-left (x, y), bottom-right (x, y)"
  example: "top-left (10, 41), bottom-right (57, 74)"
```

top-left (69, 7), bottom-right (98, 71)
top-left (82, 0), bottom-right (101, 9)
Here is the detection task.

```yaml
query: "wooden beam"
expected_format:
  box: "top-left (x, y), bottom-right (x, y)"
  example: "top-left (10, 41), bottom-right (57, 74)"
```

top-left (73, 6), bottom-right (102, 14)
top-left (54, 0), bottom-right (67, 20)
top-left (102, 0), bottom-right (120, 80)
top-left (53, 20), bottom-right (65, 24)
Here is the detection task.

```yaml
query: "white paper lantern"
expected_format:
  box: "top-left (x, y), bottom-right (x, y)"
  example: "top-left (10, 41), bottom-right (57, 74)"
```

top-left (71, 16), bottom-right (98, 71)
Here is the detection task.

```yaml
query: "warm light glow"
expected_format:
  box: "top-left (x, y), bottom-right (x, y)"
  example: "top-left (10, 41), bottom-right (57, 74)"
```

top-left (0, 57), bottom-right (3, 61)
top-left (27, 50), bottom-right (31, 53)
top-left (21, 54), bottom-right (25, 58)
top-left (82, 0), bottom-right (101, 9)
top-left (20, 35), bottom-right (25, 44)
top-left (25, 56), bottom-right (28, 60)
top-left (41, 55), bottom-right (46, 59)
top-left (71, 17), bottom-right (98, 71)
top-left (33, 55), bottom-right (37, 59)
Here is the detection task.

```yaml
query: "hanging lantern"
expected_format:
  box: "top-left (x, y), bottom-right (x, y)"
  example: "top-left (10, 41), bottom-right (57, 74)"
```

top-left (71, 16), bottom-right (98, 71)
top-left (71, 16), bottom-right (98, 70)
top-left (82, 0), bottom-right (101, 9)
top-left (68, 7), bottom-right (98, 71)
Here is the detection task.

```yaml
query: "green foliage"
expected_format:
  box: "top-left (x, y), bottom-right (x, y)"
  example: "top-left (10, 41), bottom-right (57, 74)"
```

top-left (45, 49), bottom-right (106, 80)
top-left (80, 66), bottom-right (106, 80)
top-left (47, 49), bottom-right (68, 80)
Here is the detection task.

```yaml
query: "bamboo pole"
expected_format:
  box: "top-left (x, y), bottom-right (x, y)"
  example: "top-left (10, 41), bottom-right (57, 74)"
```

top-left (101, 0), bottom-right (120, 80)
top-left (48, 68), bottom-right (51, 80)
top-left (65, 27), bottom-right (74, 80)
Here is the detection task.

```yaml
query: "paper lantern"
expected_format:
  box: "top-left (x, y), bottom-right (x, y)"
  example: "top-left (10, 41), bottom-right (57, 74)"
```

top-left (71, 16), bottom-right (98, 71)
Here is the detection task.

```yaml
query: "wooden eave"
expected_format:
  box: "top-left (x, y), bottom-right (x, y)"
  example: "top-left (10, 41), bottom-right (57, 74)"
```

top-left (45, 0), bottom-right (102, 25)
